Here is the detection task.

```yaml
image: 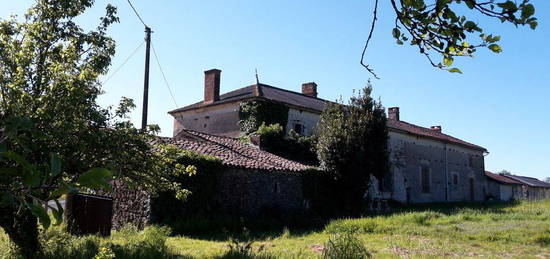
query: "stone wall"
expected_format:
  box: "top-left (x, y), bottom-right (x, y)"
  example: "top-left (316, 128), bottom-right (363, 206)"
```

top-left (213, 168), bottom-right (305, 218)
top-left (172, 102), bottom-right (241, 137)
top-left (99, 180), bottom-right (151, 230)
top-left (107, 168), bottom-right (306, 229)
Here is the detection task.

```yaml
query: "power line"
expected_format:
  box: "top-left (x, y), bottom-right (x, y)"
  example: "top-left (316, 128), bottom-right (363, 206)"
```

top-left (126, 0), bottom-right (148, 27)
top-left (151, 42), bottom-right (178, 108)
top-left (102, 40), bottom-right (145, 86)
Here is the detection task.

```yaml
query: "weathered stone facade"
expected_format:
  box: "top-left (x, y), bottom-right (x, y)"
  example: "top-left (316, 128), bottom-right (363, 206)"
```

top-left (106, 168), bottom-right (306, 229)
top-left (172, 102), bottom-right (241, 137)
top-left (376, 131), bottom-right (487, 203)
top-left (99, 181), bottom-right (151, 230)
top-left (213, 169), bottom-right (305, 218)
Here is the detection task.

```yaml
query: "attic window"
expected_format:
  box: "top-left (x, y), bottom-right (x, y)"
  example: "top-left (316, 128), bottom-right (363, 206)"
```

top-left (469, 155), bottom-right (474, 168)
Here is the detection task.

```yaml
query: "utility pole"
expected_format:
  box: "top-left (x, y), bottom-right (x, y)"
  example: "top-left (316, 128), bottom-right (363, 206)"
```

top-left (141, 26), bottom-right (151, 131)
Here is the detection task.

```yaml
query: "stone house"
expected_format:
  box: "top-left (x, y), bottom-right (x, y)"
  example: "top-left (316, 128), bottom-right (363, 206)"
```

top-left (168, 69), bottom-right (490, 204)
top-left (485, 171), bottom-right (523, 201)
top-left (168, 69), bottom-right (324, 137)
top-left (107, 129), bottom-right (312, 228)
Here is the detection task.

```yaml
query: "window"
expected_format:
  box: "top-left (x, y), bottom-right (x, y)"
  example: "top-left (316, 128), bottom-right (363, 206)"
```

top-left (468, 155), bottom-right (474, 168)
top-left (293, 121), bottom-right (304, 135)
top-left (421, 167), bottom-right (430, 193)
top-left (453, 174), bottom-right (458, 185)
top-left (273, 181), bottom-right (280, 194)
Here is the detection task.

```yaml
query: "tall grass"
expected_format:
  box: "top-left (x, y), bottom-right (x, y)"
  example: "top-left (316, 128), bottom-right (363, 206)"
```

top-left (0, 225), bottom-right (176, 259)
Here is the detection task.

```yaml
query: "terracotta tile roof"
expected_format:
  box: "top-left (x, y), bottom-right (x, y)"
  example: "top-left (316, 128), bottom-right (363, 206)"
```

top-left (168, 83), bottom-right (326, 114)
top-left (503, 174), bottom-right (550, 188)
top-left (387, 119), bottom-right (487, 151)
top-left (153, 130), bottom-right (312, 172)
top-left (485, 171), bottom-right (522, 185)
top-left (166, 81), bottom-right (484, 152)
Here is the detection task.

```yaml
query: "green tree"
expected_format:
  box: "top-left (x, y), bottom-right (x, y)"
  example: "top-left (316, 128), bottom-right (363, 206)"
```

top-left (0, 0), bottom-right (173, 256)
top-left (361, 0), bottom-right (538, 77)
top-left (316, 82), bottom-right (389, 215)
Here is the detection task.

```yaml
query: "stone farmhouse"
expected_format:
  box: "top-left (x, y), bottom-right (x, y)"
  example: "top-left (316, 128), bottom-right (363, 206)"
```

top-left (168, 69), bottom-right (490, 204)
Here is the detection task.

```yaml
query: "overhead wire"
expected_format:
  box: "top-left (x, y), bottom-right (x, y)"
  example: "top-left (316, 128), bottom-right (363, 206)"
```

top-left (151, 43), bottom-right (178, 108)
top-left (126, 0), bottom-right (148, 27)
top-left (102, 40), bottom-right (145, 86)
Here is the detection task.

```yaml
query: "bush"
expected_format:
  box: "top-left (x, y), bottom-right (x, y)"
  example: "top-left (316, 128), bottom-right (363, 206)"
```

top-left (322, 231), bottom-right (372, 259)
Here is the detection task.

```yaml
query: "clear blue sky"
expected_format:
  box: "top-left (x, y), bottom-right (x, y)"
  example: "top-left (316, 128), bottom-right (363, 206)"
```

top-left (2, 1), bottom-right (549, 180)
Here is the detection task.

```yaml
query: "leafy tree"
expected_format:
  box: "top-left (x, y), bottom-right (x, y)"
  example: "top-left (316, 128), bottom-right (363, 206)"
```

top-left (316, 82), bottom-right (389, 215)
top-left (361, 0), bottom-right (538, 77)
top-left (498, 169), bottom-right (512, 175)
top-left (0, 1), bottom-right (180, 256)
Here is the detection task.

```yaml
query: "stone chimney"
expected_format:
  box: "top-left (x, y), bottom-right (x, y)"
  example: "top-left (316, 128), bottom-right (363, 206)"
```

top-left (388, 107), bottom-right (400, 121)
top-left (430, 126), bottom-right (442, 133)
top-left (301, 82), bottom-right (318, 98)
top-left (204, 69), bottom-right (221, 104)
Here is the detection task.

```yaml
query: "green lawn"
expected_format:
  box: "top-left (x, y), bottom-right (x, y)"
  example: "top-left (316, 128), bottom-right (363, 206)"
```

top-left (167, 200), bottom-right (550, 258)
top-left (1, 200), bottom-right (549, 258)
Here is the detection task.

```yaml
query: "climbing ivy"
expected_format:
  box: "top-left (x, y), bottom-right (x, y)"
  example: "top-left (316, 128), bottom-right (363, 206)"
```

top-left (238, 100), bottom-right (289, 134)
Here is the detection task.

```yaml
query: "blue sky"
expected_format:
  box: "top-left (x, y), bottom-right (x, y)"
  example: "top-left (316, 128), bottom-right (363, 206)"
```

top-left (2, 1), bottom-right (549, 180)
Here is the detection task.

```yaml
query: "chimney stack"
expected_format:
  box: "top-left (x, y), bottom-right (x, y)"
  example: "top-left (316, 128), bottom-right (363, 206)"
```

top-left (388, 107), bottom-right (400, 121)
top-left (301, 82), bottom-right (318, 98)
top-left (204, 69), bottom-right (221, 104)
top-left (430, 126), bottom-right (442, 133)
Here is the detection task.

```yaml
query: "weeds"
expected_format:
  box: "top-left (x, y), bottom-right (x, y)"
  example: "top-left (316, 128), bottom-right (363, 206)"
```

top-left (322, 231), bottom-right (371, 259)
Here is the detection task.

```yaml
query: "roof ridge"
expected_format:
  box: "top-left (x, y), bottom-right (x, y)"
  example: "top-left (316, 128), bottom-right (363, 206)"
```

top-left (255, 83), bottom-right (328, 101)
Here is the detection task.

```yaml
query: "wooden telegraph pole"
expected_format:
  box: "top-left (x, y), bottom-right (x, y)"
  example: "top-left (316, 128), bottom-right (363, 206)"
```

top-left (141, 26), bottom-right (151, 131)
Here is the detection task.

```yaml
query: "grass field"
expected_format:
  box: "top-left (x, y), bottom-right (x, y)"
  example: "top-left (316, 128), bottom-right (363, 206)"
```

top-left (1, 200), bottom-right (549, 258)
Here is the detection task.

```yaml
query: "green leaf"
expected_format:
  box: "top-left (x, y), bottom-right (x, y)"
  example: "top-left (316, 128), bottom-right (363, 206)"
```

top-left (465, 0), bottom-right (475, 9)
top-left (49, 200), bottom-right (64, 226)
top-left (28, 203), bottom-right (51, 229)
top-left (529, 20), bottom-right (538, 30)
top-left (77, 168), bottom-right (112, 190)
top-left (392, 28), bottom-right (401, 39)
top-left (50, 153), bottom-right (62, 177)
top-left (497, 1), bottom-right (517, 11)
top-left (521, 4), bottom-right (535, 20)
top-left (443, 57), bottom-right (454, 67)
top-left (488, 44), bottom-right (502, 53)
top-left (448, 68), bottom-right (463, 74)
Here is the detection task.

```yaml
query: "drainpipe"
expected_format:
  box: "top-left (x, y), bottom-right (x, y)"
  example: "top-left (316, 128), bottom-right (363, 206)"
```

top-left (445, 143), bottom-right (448, 202)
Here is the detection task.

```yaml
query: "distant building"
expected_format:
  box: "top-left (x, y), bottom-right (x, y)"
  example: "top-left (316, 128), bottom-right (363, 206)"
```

top-left (168, 69), bottom-right (489, 204)
top-left (485, 171), bottom-right (523, 201)
top-left (503, 174), bottom-right (550, 200)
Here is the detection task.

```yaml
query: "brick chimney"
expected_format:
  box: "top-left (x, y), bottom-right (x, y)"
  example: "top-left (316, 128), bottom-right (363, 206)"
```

top-left (430, 126), bottom-right (442, 133)
top-left (204, 69), bottom-right (221, 104)
top-left (388, 107), bottom-right (400, 121)
top-left (301, 82), bottom-right (318, 98)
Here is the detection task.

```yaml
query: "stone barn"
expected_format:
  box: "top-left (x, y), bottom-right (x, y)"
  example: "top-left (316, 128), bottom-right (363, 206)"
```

top-left (107, 129), bottom-right (312, 229)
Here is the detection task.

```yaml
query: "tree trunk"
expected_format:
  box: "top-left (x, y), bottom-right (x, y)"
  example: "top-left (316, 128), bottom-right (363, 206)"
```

top-left (0, 205), bottom-right (41, 258)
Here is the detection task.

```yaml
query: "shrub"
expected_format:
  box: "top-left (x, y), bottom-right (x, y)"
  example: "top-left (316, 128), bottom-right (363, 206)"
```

top-left (1, 225), bottom-right (175, 259)
top-left (322, 231), bottom-right (372, 259)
